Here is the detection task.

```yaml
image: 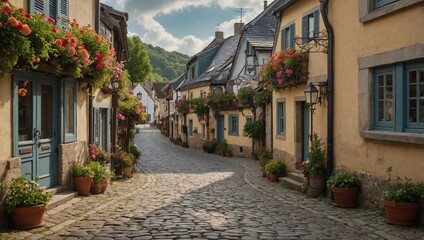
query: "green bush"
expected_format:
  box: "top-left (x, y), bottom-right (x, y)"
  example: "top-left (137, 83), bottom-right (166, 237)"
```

top-left (259, 158), bottom-right (269, 171)
top-left (382, 167), bottom-right (424, 203)
top-left (306, 133), bottom-right (326, 176)
top-left (327, 170), bottom-right (361, 188)
top-left (254, 89), bottom-right (271, 107)
top-left (129, 144), bottom-right (141, 160)
top-left (237, 86), bottom-right (254, 104)
top-left (265, 160), bottom-right (285, 176)
top-left (86, 161), bottom-right (108, 181)
top-left (72, 162), bottom-right (94, 177)
top-left (215, 139), bottom-right (229, 155)
top-left (243, 119), bottom-right (264, 139)
top-left (257, 148), bottom-right (269, 161)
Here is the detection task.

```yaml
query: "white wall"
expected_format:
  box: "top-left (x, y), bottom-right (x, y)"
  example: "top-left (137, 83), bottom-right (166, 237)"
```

top-left (133, 84), bottom-right (155, 123)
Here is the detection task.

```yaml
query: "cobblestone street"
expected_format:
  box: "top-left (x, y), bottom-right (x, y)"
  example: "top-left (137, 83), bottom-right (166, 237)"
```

top-left (2, 127), bottom-right (424, 239)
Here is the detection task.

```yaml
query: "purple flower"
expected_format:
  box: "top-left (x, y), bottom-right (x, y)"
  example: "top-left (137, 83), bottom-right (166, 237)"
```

top-left (286, 68), bottom-right (294, 76)
top-left (276, 71), bottom-right (284, 78)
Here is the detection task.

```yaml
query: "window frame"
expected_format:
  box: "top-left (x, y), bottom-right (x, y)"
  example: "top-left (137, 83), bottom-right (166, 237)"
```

top-left (276, 100), bottom-right (286, 136)
top-left (373, 0), bottom-right (398, 9)
top-left (281, 22), bottom-right (295, 50)
top-left (302, 8), bottom-right (320, 43)
top-left (62, 78), bottom-right (77, 143)
top-left (373, 66), bottom-right (395, 131)
top-left (359, 0), bottom-right (421, 23)
top-left (29, 0), bottom-right (69, 26)
top-left (228, 114), bottom-right (239, 136)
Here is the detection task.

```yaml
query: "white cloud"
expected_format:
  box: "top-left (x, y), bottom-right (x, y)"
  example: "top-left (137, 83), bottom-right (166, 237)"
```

top-left (107, 0), bottom-right (274, 55)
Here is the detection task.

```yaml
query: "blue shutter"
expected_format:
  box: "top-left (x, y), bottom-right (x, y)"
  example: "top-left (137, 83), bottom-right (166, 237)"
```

top-left (289, 24), bottom-right (295, 49)
top-left (58, 0), bottom-right (69, 26)
top-left (49, 0), bottom-right (57, 20)
top-left (281, 29), bottom-right (286, 50)
top-left (302, 16), bottom-right (308, 43)
top-left (93, 108), bottom-right (100, 145)
top-left (106, 108), bottom-right (111, 152)
top-left (277, 103), bottom-right (281, 134)
top-left (30, 0), bottom-right (46, 14)
top-left (313, 10), bottom-right (320, 37)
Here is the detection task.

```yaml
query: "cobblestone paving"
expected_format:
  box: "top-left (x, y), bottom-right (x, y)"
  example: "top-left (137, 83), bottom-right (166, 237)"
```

top-left (2, 127), bottom-right (424, 239)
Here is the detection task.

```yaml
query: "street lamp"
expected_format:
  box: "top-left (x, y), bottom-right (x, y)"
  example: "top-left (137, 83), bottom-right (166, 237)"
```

top-left (304, 83), bottom-right (319, 140)
top-left (137, 92), bottom-right (142, 101)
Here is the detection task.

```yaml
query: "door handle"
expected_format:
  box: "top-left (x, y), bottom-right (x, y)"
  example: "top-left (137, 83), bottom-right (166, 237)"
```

top-left (34, 130), bottom-right (41, 140)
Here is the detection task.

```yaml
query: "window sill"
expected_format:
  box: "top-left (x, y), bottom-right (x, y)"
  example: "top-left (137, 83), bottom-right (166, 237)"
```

top-left (228, 133), bottom-right (239, 137)
top-left (360, 130), bottom-right (424, 145)
top-left (276, 134), bottom-right (286, 140)
top-left (359, 0), bottom-right (422, 23)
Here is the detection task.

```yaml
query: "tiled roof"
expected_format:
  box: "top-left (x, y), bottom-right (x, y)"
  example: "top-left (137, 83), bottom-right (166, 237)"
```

top-left (180, 34), bottom-right (241, 88)
top-left (152, 82), bottom-right (168, 99)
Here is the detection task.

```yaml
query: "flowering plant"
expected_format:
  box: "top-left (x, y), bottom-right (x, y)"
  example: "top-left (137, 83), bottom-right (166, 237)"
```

top-left (1, 175), bottom-right (52, 213)
top-left (117, 89), bottom-right (145, 128)
top-left (260, 49), bottom-right (308, 89)
top-left (0, 1), bottom-right (128, 88)
top-left (296, 133), bottom-right (326, 177)
top-left (175, 98), bottom-right (190, 114)
top-left (89, 144), bottom-right (110, 165)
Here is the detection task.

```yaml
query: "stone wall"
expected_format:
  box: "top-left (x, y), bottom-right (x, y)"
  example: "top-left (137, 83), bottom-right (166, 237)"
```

top-left (188, 134), bottom-right (203, 149)
top-left (59, 141), bottom-right (87, 189)
top-left (229, 144), bottom-right (252, 158)
top-left (0, 157), bottom-right (21, 227)
top-left (272, 148), bottom-right (296, 172)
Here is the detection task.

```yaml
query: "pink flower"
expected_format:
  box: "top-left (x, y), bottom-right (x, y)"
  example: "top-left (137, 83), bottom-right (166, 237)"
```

top-left (55, 39), bottom-right (62, 47)
top-left (3, 5), bottom-right (12, 15)
top-left (276, 71), bottom-right (283, 78)
top-left (96, 63), bottom-right (104, 70)
top-left (286, 68), bottom-right (294, 76)
top-left (91, 154), bottom-right (96, 160)
top-left (20, 24), bottom-right (31, 35)
top-left (8, 17), bottom-right (19, 27)
top-left (25, 13), bottom-right (31, 18)
top-left (52, 26), bottom-right (57, 33)
top-left (135, 108), bottom-right (141, 115)
top-left (96, 53), bottom-right (103, 61)
top-left (47, 17), bottom-right (55, 24)
top-left (68, 47), bottom-right (76, 56)
top-left (118, 113), bottom-right (125, 121)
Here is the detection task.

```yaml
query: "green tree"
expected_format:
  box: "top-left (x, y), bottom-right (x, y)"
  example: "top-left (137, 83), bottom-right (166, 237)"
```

top-left (126, 36), bottom-right (152, 85)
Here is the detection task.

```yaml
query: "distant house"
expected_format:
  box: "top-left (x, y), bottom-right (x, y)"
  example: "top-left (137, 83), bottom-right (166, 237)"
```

top-left (133, 83), bottom-right (155, 123)
top-left (152, 82), bottom-right (168, 131)
top-left (163, 72), bottom-right (186, 139)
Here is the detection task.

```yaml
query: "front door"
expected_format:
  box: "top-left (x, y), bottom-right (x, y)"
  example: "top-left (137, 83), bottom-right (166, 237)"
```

top-left (217, 115), bottom-right (225, 142)
top-left (303, 102), bottom-right (310, 161)
top-left (14, 72), bottom-right (59, 188)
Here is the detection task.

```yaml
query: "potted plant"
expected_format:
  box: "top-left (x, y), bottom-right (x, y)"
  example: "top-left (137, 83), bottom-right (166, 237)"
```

top-left (203, 140), bottom-right (217, 154)
top-left (115, 150), bottom-right (135, 178)
top-left (382, 167), bottom-right (424, 225)
top-left (215, 139), bottom-right (231, 157)
top-left (264, 160), bottom-right (285, 182)
top-left (259, 158), bottom-right (270, 177)
top-left (72, 162), bottom-right (94, 197)
top-left (2, 175), bottom-right (52, 229)
top-left (86, 161), bottom-right (108, 194)
top-left (327, 170), bottom-right (361, 208)
top-left (302, 133), bottom-right (326, 197)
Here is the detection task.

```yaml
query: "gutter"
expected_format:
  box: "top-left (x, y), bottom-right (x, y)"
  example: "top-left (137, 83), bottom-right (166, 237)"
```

top-left (320, 0), bottom-right (334, 179)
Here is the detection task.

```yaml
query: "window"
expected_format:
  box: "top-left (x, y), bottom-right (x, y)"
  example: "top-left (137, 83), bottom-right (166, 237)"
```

top-left (188, 119), bottom-right (193, 136)
top-left (373, 0), bottom-right (398, 9)
top-left (281, 23), bottom-right (295, 50)
top-left (373, 61), bottom-right (424, 133)
top-left (245, 42), bottom-right (254, 56)
top-left (93, 108), bottom-right (110, 150)
top-left (62, 79), bottom-right (77, 143)
top-left (202, 124), bottom-right (206, 139)
top-left (228, 115), bottom-right (239, 136)
top-left (29, 0), bottom-right (69, 26)
top-left (277, 101), bottom-right (286, 136)
top-left (190, 66), bottom-right (195, 80)
top-left (189, 92), bottom-right (193, 100)
top-left (246, 116), bottom-right (253, 124)
top-left (302, 10), bottom-right (319, 43)
top-left (200, 90), bottom-right (204, 98)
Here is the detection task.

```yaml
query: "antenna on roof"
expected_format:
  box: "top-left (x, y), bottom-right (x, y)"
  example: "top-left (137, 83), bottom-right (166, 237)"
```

top-left (216, 23), bottom-right (221, 31)
top-left (235, 8), bottom-right (253, 23)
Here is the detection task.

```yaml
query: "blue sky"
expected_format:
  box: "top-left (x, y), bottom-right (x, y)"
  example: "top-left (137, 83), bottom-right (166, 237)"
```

top-left (101, 0), bottom-right (275, 56)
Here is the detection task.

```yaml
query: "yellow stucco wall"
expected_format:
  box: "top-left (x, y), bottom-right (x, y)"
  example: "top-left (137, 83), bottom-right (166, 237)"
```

top-left (273, 0), bottom-right (328, 164)
top-left (330, 1), bottom-right (424, 181)
top-left (0, 75), bottom-right (12, 159)
top-left (222, 109), bottom-right (253, 147)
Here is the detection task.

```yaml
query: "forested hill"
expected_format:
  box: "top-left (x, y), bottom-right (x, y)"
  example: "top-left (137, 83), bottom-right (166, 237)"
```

top-left (142, 42), bottom-right (190, 82)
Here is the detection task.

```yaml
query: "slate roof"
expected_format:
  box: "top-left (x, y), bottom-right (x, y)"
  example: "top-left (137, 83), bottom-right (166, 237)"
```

top-left (179, 34), bottom-right (241, 89)
top-left (152, 82), bottom-right (168, 99)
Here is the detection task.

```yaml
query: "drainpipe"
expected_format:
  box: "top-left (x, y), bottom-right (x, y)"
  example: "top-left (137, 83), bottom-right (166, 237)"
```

top-left (320, 0), bottom-right (334, 179)
top-left (94, 0), bottom-right (100, 32)
top-left (88, 85), bottom-right (94, 145)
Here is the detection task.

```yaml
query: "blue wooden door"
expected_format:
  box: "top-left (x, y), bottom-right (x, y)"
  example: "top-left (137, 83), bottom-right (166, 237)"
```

top-left (303, 102), bottom-right (310, 161)
top-left (14, 73), bottom-right (58, 187)
top-left (217, 115), bottom-right (225, 142)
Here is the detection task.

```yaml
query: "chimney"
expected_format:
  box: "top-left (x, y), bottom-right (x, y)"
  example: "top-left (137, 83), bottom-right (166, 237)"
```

top-left (234, 22), bottom-right (244, 35)
top-left (264, 1), bottom-right (268, 10)
top-left (215, 31), bottom-right (224, 40)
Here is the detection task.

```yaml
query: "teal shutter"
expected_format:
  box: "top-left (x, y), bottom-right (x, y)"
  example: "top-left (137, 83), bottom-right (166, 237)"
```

top-left (93, 108), bottom-right (100, 145)
top-left (313, 10), bottom-right (320, 37)
top-left (281, 29), bottom-right (286, 50)
top-left (302, 16), bottom-right (308, 43)
top-left (58, 0), bottom-right (69, 26)
top-left (30, 0), bottom-right (46, 14)
top-left (106, 108), bottom-right (111, 152)
top-left (289, 24), bottom-right (295, 49)
top-left (48, 0), bottom-right (57, 20)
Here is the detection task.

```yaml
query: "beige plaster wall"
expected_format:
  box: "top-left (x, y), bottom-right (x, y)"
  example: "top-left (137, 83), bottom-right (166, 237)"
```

top-left (222, 109), bottom-right (253, 148)
top-left (70, 0), bottom-right (96, 26)
top-left (0, 75), bottom-right (12, 160)
top-left (330, 1), bottom-right (424, 180)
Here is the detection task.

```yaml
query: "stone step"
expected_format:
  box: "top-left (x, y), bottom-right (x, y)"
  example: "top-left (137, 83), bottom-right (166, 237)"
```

top-left (280, 177), bottom-right (306, 192)
top-left (46, 185), bottom-right (67, 195)
top-left (48, 191), bottom-right (78, 210)
top-left (288, 171), bottom-right (306, 184)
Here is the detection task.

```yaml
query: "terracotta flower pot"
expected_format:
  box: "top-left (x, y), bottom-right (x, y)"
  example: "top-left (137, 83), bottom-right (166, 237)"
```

top-left (383, 200), bottom-right (421, 225)
top-left (10, 204), bottom-right (47, 229)
top-left (91, 180), bottom-right (103, 194)
top-left (331, 187), bottom-right (359, 208)
top-left (269, 174), bottom-right (279, 182)
top-left (73, 176), bottom-right (93, 197)
top-left (123, 167), bottom-right (133, 178)
top-left (101, 178), bottom-right (109, 193)
top-left (308, 175), bottom-right (324, 198)
top-left (262, 169), bottom-right (267, 177)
